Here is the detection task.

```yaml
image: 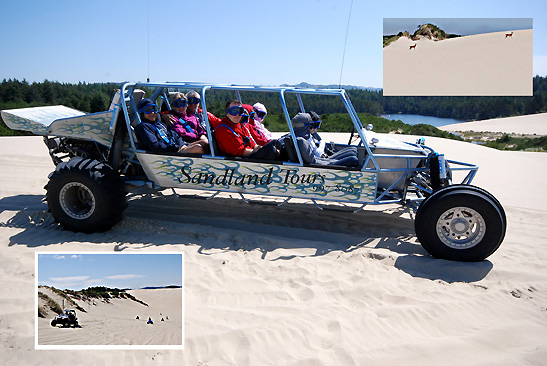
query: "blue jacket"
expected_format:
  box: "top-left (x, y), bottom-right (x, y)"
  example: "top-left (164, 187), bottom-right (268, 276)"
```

top-left (134, 119), bottom-right (185, 152)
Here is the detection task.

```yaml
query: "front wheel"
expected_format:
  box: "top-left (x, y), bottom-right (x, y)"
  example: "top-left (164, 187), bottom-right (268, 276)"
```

top-left (415, 185), bottom-right (506, 261)
top-left (45, 158), bottom-right (127, 233)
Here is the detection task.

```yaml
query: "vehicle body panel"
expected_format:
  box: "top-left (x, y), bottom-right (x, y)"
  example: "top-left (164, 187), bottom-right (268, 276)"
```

top-left (137, 153), bottom-right (378, 203)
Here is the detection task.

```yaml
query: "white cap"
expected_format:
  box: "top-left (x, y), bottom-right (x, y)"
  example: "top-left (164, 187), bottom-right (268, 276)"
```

top-left (253, 102), bottom-right (267, 114)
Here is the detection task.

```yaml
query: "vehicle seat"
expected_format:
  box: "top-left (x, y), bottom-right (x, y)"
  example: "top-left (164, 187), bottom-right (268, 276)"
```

top-left (211, 130), bottom-right (224, 157)
top-left (283, 136), bottom-right (299, 163)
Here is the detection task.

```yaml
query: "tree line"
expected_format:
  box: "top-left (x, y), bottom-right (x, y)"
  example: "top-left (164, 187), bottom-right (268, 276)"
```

top-left (1, 77), bottom-right (546, 135)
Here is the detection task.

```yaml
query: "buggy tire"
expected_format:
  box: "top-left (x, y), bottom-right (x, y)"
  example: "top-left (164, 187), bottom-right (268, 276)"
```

top-left (415, 185), bottom-right (506, 262)
top-left (46, 157), bottom-right (127, 233)
top-left (51, 320), bottom-right (56, 327)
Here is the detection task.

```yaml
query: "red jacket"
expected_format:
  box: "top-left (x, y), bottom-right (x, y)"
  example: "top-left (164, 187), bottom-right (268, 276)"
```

top-left (214, 117), bottom-right (256, 156)
top-left (242, 104), bottom-right (270, 146)
top-left (205, 111), bottom-right (222, 130)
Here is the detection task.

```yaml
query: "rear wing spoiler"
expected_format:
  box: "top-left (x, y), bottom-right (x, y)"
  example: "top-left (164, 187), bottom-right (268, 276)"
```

top-left (1, 105), bottom-right (86, 135)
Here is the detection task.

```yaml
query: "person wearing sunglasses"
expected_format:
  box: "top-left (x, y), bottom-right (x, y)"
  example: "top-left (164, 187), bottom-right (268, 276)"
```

top-left (134, 98), bottom-right (204, 154)
top-left (214, 100), bottom-right (280, 160)
top-left (162, 93), bottom-right (208, 152)
top-left (290, 112), bottom-right (359, 167)
top-left (240, 102), bottom-right (273, 146)
top-left (185, 90), bottom-right (222, 130)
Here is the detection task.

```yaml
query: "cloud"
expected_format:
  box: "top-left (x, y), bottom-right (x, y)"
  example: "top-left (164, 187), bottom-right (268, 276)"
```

top-left (52, 255), bottom-right (65, 259)
top-left (105, 274), bottom-right (145, 280)
top-left (49, 276), bottom-right (90, 283)
top-left (70, 255), bottom-right (82, 259)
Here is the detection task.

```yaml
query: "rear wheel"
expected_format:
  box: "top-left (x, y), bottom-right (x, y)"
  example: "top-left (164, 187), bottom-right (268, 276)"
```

top-left (45, 158), bottom-right (127, 233)
top-left (415, 185), bottom-right (506, 261)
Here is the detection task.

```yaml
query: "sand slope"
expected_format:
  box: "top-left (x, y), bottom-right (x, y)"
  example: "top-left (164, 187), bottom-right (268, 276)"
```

top-left (1, 132), bottom-right (546, 365)
top-left (439, 112), bottom-right (547, 135)
top-left (383, 30), bottom-right (533, 96)
top-left (37, 288), bottom-right (182, 346)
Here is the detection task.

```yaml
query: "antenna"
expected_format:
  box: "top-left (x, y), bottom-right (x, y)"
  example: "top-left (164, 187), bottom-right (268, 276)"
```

top-left (147, 0), bottom-right (150, 82)
top-left (338, 0), bottom-right (354, 88)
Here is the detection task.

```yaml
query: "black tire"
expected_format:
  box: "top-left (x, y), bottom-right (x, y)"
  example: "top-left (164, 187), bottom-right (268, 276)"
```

top-left (45, 157), bottom-right (127, 233)
top-left (415, 185), bottom-right (506, 261)
top-left (51, 320), bottom-right (56, 327)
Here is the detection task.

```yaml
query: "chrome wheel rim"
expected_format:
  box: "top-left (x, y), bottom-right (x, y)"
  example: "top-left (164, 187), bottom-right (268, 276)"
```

top-left (60, 182), bottom-right (95, 219)
top-left (436, 206), bottom-right (485, 249)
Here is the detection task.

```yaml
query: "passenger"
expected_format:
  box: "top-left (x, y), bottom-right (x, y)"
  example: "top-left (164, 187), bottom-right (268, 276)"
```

top-left (304, 111), bottom-right (358, 160)
top-left (214, 100), bottom-right (280, 160)
top-left (134, 98), bottom-right (205, 154)
top-left (242, 102), bottom-right (287, 159)
top-left (186, 90), bottom-right (222, 130)
top-left (162, 93), bottom-right (209, 151)
top-left (291, 112), bottom-right (359, 167)
top-left (241, 103), bottom-right (272, 146)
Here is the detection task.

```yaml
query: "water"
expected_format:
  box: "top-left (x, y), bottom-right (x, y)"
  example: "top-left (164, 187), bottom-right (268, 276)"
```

top-left (381, 114), bottom-right (465, 127)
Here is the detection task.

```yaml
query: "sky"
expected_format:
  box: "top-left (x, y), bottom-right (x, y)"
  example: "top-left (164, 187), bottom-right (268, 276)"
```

top-left (37, 253), bottom-right (183, 290)
top-left (1, 0), bottom-right (546, 88)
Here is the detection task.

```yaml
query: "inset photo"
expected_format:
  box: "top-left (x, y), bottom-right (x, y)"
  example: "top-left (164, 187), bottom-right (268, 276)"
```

top-left (35, 252), bottom-right (184, 350)
top-left (383, 18), bottom-right (533, 96)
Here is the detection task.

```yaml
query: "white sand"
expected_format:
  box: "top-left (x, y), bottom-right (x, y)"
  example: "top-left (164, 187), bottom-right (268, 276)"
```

top-left (439, 112), bottom-right (547, 135)
top-left (383, 30), bottom-right (533, 96)
top-left (1, 123), bottom-right (547, 364)
top-left (37, 288), bottom-right (182, 346)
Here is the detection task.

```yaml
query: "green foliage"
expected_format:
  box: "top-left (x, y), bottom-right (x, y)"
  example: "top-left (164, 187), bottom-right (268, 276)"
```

top-left (38, 292), bottom-right (63, 315)
top-left (485, 135), bottom-right (547, 151)
top-left (38, 305), bottom-right (47, 318)
top-left (2, 77), bottom-right (547, 152)
top-left (78, 286), bottom-right (149, 306)
top-left (383, 34), bottom-right (401, 47)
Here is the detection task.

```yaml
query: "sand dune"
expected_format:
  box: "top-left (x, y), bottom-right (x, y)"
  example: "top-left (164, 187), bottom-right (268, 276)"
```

top-left (1, 123), bottom-right (547, 364)
top-left (383, 30), bottom-right (533, 96)
top-left (37, 288), bottom-right (182, 347)
top-left (439, 112), bottom-right (547, 135)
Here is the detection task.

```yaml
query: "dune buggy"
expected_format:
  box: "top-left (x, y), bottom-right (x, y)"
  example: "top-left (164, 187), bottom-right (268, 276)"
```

top-left (1, 82), bottom-right (506, 261)
top-left (51, 309), bottom-right (79, 327)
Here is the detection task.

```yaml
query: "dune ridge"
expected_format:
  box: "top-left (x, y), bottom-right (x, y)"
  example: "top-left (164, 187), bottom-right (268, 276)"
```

top-left (383, 29), bottom-right (533, 96)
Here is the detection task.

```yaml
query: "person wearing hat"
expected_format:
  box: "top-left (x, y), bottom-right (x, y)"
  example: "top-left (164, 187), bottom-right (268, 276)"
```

top-left (134, 98), bottom-right (204, 153)
top-left (214, 99), bottom-right (280, 160)
top-left (291, 112), bottom-right (358, 167)
top-left (241, 102), bottom-right (273, 146)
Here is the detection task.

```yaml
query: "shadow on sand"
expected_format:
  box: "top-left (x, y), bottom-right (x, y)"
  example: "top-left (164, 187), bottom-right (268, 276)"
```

top-left (1, 193), bottom-right (493, 282)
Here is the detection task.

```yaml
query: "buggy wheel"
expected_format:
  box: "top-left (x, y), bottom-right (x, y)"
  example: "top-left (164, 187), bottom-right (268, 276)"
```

top-left (51, 320), bottom-right (56, 327)
top-left (46, 157), bottom-right (127, 233)
top-left (415, 185), bottom-right (506, 261)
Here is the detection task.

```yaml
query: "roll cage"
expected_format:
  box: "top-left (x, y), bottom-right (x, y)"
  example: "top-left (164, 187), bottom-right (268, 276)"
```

top-left (114, 82), bottom-right (478, 208)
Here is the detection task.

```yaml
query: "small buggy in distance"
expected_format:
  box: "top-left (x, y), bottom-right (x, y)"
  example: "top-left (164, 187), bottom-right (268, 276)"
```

top-left (50, 309), bottom-right (79, 328)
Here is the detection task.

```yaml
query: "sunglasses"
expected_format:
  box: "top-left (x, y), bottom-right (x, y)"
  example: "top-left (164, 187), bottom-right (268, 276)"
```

top-left (253, 110), bottom-right (267, 118)
top-left (140, 104), bottom-right (158, 114)
top-left (172, 99), bottom-right (188, 108)
top-left (187, 97), bottom-right (201, 104)
top-left (308, 121), bottom-right (322, 129)
top-left (227, 106), bottom-right (248, 116)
